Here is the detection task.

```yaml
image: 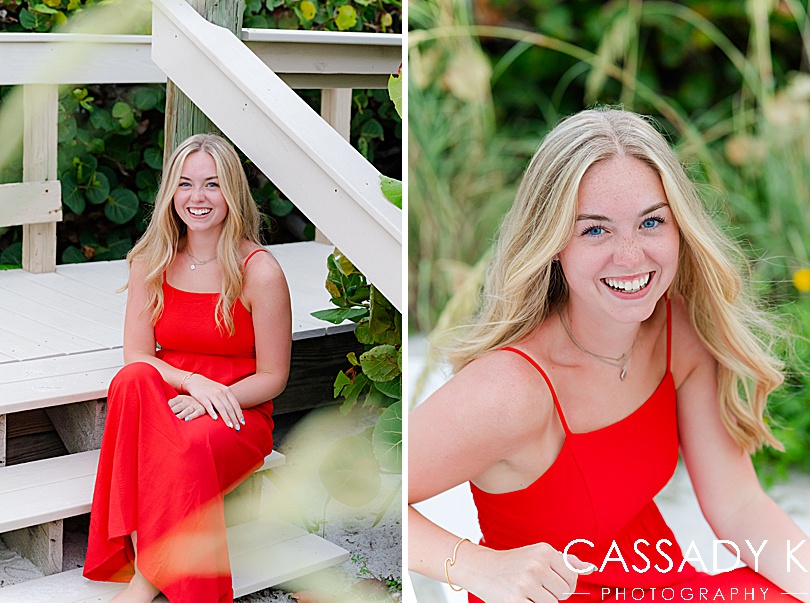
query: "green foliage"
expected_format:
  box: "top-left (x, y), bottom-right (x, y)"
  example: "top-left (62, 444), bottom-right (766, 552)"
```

top-left (243, 0), bottom-right (400, 33)
top-left (753, 300), bottom-right (810, 481)
top-left (2, 0), bottom-right (150, 34)
top-left (319, 433), bottom-right (381, 507)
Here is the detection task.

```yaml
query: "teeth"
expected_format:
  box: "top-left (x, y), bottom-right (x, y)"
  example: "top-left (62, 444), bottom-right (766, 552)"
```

top-left (189, 208), bottom-right (211, 216)
top-left (605, 272), bottom-right (651, 293)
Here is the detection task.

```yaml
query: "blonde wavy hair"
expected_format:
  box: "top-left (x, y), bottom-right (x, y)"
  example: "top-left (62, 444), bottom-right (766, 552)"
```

top-left (445, 108), bottom-right (783, 453)
top-left (127, 133), bottom-right (261, 335)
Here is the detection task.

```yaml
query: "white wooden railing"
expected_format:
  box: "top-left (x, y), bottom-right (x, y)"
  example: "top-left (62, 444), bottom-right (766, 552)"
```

top-left (0, 8), bottom-right (402, 308)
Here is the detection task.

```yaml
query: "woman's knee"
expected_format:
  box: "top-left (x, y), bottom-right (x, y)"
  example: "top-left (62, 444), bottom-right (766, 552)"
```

top-left (107, 362), bottom-right (166, 412)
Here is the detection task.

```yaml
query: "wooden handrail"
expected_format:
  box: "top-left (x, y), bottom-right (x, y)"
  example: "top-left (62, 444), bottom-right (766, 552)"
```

top-left (151, 0), bottom-right (402, 309)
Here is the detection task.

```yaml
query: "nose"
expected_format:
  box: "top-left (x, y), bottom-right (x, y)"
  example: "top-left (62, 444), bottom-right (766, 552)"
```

top-left (613, 235), bottom-right (644, 267)
top-left (191, 186), bottom-right (205, 201)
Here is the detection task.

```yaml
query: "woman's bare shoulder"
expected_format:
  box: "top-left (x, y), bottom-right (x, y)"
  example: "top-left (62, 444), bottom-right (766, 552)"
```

top-left (409, 348), bottom-right (558, 501)
top-left (415, 348), bottom-right (557, 440)
top-left (669, 294), bottom-right (716, 384)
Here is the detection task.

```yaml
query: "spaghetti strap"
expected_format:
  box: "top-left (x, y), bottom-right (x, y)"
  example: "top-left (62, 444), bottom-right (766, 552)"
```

top-left (501, 346), bottom-right (571, 435)
top-left (243, 248), bottom-right (269, 268)
top-left (665, 298), bottom-right (672, 371)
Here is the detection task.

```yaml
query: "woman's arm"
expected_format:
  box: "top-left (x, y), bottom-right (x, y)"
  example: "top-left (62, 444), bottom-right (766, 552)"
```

top-left (228, 250), bottom-right (291, 406)
top-left (674, 307), bottom-right (810, 601)
top-left (410, 351), bottom-right (590, 602)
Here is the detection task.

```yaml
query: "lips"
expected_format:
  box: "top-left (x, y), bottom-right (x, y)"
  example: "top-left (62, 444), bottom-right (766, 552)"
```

top-left (602, 271), bottom-right (653, 294)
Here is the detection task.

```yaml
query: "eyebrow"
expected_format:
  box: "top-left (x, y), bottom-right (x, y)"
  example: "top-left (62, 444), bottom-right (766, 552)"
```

top-left (179, 175), bottom-right (219, 181)
top-left (576, 202), bottom-right (669, 222)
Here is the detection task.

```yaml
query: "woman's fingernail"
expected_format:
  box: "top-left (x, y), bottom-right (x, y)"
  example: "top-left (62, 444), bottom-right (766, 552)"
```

top-left (227, 421), bottom-right (233, 428)
top-left (240, 418), bottom-right (246, 425)
top-left (185, 416), bottom-right (190, 422)
top-left (212, 412), bottom-right (218, 420)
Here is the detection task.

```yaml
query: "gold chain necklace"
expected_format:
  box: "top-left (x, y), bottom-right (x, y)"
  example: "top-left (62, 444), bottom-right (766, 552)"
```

top-left (559, 308), bottom-right (637, 381)
top-left (187, 250), bottom-right (217, 271)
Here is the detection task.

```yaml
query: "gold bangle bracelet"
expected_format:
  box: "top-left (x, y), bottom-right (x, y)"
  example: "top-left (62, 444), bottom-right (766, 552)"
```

top-left (444, 537), bottom-right (470, 592)
top-left (180, 372), bottom-right (196, 393)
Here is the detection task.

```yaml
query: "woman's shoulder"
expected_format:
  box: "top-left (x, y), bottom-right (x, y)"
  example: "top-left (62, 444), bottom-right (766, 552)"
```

top-left (419, 347), bottom-right (558, 436)
top-left (240, 244), bottom-right (285, 281)
top-left (668, 294), bottom-right (716, 384)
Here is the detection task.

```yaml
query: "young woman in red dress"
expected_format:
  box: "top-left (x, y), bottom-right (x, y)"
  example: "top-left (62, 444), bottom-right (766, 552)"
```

top-left (409, 109), bottom-right (810, 603)
top-left (84, 133), bottom-right (292, 603)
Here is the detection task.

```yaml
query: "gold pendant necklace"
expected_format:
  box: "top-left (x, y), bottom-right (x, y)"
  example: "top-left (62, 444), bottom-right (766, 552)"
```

top-left (559, 309), bottom-right (637, 381)
top-left (187, 251), bottom-right (216, 271)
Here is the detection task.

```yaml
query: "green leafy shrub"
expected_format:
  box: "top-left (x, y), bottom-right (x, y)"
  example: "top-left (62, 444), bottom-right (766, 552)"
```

top-left (243, 0), bottom-right (400, 33)
top-left (0, 0), bottom-right (401, 266)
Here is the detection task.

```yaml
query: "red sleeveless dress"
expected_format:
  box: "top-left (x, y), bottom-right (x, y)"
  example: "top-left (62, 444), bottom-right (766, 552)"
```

top-left (469, 301), bottom-right (798, 603)
top-left (84, 249), bottom-right (275, 603)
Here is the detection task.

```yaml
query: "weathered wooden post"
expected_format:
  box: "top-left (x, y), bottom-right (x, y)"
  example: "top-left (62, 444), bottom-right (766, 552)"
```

top-left (163, 0), bottom-right (244, 160)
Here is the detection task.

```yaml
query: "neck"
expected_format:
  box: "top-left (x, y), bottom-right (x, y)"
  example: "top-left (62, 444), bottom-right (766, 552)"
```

top-left (561, 298), bottom-right (641, 360)
top-left (184, 229), bottom-right (220, 259)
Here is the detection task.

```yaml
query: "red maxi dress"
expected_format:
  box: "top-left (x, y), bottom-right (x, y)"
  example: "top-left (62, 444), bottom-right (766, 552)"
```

top-left (469, 301), bottom-right (800, 603)
top-left (84, 250), bottom-right (275, 602)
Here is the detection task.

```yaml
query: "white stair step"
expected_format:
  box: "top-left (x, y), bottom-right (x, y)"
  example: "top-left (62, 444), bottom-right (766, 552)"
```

top-left (0, 516), bottom-right (349, 602)
top-left (0, 449), bottom-right (285, 534)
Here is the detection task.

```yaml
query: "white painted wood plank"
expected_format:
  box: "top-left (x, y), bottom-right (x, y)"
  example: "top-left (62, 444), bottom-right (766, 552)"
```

top-left (1, 271), bottom-right (126, 311)
top-left (22, 84), bottom-right (58, 273)
top-left (0, 325), bottom-right (66, 362)
top-left (0, 450), bottom-right (99, 496)
top-left (0, 450), bottom-right (284, 533)
top-left (0, 515), bottom-right (343, 603)
top-left (0, 181), bottom-right (62, 228)
top-left (55, 262), bottom-right (129, 297)
top-left (0, 349), bottom-right (122, 386)
top-left (0, 296), bottom-right (120, 349)
top-left (0, 473), bottom-right (95, 533)
top-left (151, 0), bottom-right (402, 310)
top-left (0, 278), bottom-right (124, 331)
top-left (0, 31), bottom-right (400, 87)
top-left (231, 533), bottom-right (351, 597)
top-left (0, 311), bottom-right (107, 357)
top-left (244, 39), bottom-right (399, 77)
top-left (0, 287), bottom-right (123, 340)
top-left (241, 29), bottom-right (401, 46)
top-left (0, 366), bottom-right (117, 414)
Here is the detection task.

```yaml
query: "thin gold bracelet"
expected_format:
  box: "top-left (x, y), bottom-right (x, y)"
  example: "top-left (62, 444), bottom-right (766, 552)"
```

top-left (180, 372), bottom-right (196, 393)
top-left (444, 537), bottom-right (470, 592)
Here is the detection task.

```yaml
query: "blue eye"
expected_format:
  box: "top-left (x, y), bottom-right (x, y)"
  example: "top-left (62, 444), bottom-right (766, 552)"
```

top-left (582, 225), bottom-right (604, 236)
top-left (642, 217), bottom-right (663, 229)
top-left (206, 182), bottom-right (219, 188)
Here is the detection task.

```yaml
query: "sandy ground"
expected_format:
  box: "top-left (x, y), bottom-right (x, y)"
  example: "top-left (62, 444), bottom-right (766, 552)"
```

top-left (407, 336), bottom-right (810, 603)
top-left (0, 407), bottom-right (403, 602)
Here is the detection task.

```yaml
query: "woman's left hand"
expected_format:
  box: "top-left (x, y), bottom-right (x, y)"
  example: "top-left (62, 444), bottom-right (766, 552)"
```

top-left (183, 374), bottom-right (245, 430)
top-left (168, 394), bottom-right (207, 421)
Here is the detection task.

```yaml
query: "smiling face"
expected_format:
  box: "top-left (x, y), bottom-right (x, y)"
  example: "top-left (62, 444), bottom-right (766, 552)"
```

top-left (557, 155), bottom-right (680, 324)
top-left (173, 150), bottom-right (229, 235)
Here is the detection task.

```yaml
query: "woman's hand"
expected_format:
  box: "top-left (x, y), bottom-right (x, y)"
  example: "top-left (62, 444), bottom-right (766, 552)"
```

top-left (183, 373), bottom-right (245, 430)
top-left (168, 394), bottom-right (207, 422)
top-left (461, 542), bottom-right (594, 603)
